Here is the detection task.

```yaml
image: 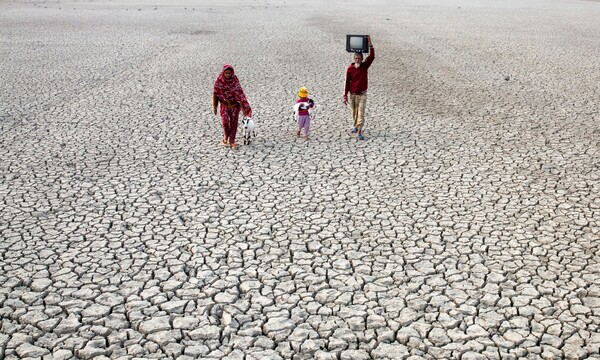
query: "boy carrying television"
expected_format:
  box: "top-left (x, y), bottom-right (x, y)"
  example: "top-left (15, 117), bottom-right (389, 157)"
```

top-left (343, 35), bottom-right (375, 141)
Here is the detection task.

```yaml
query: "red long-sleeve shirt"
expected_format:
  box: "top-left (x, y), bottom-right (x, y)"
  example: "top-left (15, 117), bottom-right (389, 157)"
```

top-left (344, 46), bottom-right (375, 97)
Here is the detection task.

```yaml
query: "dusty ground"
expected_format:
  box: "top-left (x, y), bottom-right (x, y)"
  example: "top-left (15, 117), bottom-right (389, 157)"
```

top-left (1, 0), bottom-right (599, 359)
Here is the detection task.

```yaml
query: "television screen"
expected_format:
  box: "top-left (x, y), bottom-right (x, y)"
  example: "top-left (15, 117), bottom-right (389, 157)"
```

top-left (346, 35), bottom-right (369, 53)
top-left (350, 36), bottom-right (364, 50)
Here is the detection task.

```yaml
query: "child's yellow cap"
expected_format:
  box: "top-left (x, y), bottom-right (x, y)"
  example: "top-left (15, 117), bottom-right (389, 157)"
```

top-left (298, 87), bottom-right (308, 98)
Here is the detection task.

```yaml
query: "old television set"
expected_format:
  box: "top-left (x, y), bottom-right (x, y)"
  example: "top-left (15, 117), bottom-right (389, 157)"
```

top-left (346, 35), bottom-right (369, 53)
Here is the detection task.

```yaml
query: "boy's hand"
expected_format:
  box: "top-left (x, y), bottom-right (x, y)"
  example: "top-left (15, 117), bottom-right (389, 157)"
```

top-left (343, 95), bottom-right (348, 105)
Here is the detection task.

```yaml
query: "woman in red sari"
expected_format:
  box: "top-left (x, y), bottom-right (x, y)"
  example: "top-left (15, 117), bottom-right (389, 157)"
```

top-left (212, 65), bottom-right (252, 149)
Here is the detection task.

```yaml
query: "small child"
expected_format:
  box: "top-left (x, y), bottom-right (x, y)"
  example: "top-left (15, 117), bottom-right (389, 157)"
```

top-left (293, 87), bottom-right (315, 140)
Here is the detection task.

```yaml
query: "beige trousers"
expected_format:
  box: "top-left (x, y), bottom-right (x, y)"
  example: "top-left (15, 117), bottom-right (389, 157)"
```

top-left (349, 93), bottom-right (367, 130)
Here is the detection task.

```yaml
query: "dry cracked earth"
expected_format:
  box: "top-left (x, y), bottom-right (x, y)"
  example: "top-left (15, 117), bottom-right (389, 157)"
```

top-left (1, 0), bottom-right (599, 359)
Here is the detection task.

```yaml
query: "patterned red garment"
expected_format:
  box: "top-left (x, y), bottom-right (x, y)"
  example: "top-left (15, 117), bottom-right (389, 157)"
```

top-left (213, 64), bottom-right (252, 117)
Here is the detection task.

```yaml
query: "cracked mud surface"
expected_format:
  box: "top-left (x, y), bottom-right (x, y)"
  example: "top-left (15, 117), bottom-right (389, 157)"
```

top-left (1, 0), bottom-right (599, 359)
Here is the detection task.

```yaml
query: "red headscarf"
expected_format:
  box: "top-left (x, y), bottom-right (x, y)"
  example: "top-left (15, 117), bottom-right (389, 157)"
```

top-left (213, 64), bottom-right (252, 117)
